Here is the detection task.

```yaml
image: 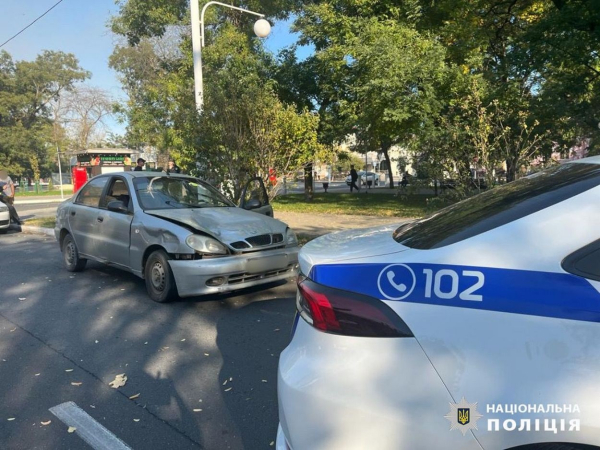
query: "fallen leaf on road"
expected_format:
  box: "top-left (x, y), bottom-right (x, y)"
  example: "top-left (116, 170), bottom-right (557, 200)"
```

top-left (133, 419), bottom-right (140, 422)
top-left (95, 340), bottom-right (99, 344)
top-left (41, 421), bottom-right (51, 426)
top-left (35, 373), bottom-right (40, 376)
top-left (18, 298), bottom-right (26, 301)
top-left (68, 427), bottom-right (76, 433)
top-left (229, 377), bottom-right (233, 381)
top-left (270, 442), bottom-right (275, 446)
top-left (65, 369), bottom-right (73, 372)
top-left (262, 380), bottom-right (268, 383)
top-left (129, 393), bottom-right (140, 400)
top-left (204, 353), bottom-right (209, 356)
top-left (90, 405), bottom-right (95, 409)
top-left (71, 382), bottom-right (82, 386)
top-left (193, 409), bottom-right (202, 412)
top-left (144, 342), bottom-right (148, 345)
top-left (109, 374), bottom-right (127, 388)
top-left (10, 328), bottom-right (16, 332)
top-left (273, 329), bottom-right (280, 332)
top-left (7, 418), bottom-right (15, 421)
top-left (224, 387), bottom-right (232, 392)
top-left (222, 380), bottom-right (228, 386)
top-left (180, 339), bottom-right (186, 342)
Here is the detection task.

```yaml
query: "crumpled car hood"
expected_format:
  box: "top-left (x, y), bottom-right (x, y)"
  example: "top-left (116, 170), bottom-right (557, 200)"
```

top-left (145, 207), bottom-right (288, 243)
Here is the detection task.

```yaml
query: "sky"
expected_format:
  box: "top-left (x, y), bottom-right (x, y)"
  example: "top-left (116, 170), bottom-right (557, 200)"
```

top-left (0, 0), bottom-right (309, 136)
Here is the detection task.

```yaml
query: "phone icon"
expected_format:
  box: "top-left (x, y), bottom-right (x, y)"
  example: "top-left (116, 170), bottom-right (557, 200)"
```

top-left (387, 270), bottom-right (407, 292)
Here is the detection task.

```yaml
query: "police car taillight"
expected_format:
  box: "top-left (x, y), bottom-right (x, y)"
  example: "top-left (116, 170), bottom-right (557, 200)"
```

top-left (296, 278), bottom-right (413, 338)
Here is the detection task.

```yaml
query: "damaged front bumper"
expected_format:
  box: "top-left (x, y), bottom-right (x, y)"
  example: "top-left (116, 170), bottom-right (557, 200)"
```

top-left (168, 246), bottom-right (300, 297)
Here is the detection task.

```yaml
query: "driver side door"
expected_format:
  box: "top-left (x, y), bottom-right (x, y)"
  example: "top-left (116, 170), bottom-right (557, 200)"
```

top-left (239, 177), bottom-right (273, 217)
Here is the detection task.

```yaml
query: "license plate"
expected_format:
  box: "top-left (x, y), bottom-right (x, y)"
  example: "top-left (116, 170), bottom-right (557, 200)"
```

top-left (246, 254), bottom-right (288, 274)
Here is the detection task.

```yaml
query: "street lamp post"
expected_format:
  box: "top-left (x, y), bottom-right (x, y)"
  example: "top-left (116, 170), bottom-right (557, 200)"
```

top-left (190, 0), bottom-right (271, 114)
top-left (56, 146), bottom-right (64, 200)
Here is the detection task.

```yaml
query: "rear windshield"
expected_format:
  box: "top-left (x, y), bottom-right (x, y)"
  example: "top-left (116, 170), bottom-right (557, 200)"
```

top-left (394, 163), bottom-right (600, 249)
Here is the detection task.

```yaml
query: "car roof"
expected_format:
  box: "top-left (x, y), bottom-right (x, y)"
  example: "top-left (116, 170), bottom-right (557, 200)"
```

top-left (568, 156), bottom-right (600, 165)
top-left (97, 171), bottom-right (194, 179)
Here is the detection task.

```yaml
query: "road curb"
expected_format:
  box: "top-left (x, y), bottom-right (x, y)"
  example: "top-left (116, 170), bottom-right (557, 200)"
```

top-left (15, 198), bottom-right (66, 205)
top-left (21, 225), bottom-right (55, 237)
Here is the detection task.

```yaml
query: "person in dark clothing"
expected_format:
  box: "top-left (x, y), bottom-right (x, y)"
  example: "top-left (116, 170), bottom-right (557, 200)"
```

top-left (134, 158), bottom-right (145, 171)
top-left (401, 172), bottom-right (409, 188)
top-left (167, 160), bottom-right (181, 174)
top-left (349, 165), bottom-right (360, 192)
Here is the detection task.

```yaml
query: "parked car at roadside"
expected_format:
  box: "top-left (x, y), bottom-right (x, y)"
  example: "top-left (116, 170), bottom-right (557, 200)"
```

top-left (55, 172), bottom-right (299, 302)
top-left (0, 202), bottom-right (9, 234)
top-left (345, 171), bottom-right (379, 186)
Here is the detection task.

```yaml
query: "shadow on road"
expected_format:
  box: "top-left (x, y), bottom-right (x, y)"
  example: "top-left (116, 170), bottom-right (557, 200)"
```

top-left (0, 234), bottom-right (296, 449)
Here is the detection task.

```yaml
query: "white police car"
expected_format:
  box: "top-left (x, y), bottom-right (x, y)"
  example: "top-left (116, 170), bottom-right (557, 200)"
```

top-left (277, 157), bottom-right (600, 450)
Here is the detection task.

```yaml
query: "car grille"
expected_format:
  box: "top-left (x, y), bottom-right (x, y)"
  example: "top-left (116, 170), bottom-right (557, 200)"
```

top-left (227, 264), bottom-right (296, 285)
top-left (231, 233), bottom-right (285, 250)
top-left (0, 220), bottom-right (9, 226)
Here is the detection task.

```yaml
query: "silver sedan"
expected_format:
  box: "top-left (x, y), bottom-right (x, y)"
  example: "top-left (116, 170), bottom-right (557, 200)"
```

top-left (55, 172), bottom-right (299, 302)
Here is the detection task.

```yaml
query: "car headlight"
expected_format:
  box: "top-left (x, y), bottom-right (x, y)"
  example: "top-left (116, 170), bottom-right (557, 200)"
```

top-left (186, 235), bottom-right (228, 255)
top-left (286, 228), bottom-right (298, 246)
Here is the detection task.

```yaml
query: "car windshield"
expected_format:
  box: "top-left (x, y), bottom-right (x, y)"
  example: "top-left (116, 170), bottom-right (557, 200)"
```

top-left (393, 162), bottom-right (600, 249)
top-left (133, 176), bottom-right (234, 210)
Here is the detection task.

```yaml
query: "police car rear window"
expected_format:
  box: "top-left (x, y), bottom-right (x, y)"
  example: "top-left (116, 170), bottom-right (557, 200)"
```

top-left (393, 163), bottom-right (600, 249)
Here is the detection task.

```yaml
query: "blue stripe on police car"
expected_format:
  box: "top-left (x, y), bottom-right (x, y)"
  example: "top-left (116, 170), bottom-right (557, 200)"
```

top-left (309, 263), bottom-right (600, 323)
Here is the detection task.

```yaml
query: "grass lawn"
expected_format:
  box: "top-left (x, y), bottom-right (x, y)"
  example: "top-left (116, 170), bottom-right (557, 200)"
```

top-left (272, 193), bottom-right (432, 218)
top-left (16, 189), bottom-right (73, 197)
top-left (24, 217), bottom-right (56, 228)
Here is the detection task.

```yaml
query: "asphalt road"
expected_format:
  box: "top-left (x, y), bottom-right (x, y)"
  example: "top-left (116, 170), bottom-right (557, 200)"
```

top-left (0, 231), bottom-right (297, 450)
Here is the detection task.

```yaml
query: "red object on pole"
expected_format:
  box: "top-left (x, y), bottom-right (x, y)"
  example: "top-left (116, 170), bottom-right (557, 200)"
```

top-left (269, 168), bottom-right (277, 186)
top-left (72, 166), bottom-right (88, 193)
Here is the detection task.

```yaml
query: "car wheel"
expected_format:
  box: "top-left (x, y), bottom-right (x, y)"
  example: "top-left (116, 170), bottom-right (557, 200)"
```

top-left (62, 234), bottom-right (87, 272)
top-left (144, 249), bottom-right (177, 303)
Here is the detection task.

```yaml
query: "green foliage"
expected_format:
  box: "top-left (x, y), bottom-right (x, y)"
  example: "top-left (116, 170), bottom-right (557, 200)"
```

top-left (0, 50), bottom-right (88, 179)
top-left (111, 0), bottom-right (600, 202)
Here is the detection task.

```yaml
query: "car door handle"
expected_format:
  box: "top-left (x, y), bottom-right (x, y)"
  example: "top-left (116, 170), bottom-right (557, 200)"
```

top-left (97, 216), bottom-right (104, 223)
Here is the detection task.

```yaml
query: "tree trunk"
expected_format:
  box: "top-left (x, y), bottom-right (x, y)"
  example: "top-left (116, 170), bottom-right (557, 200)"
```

top-left (382, 145), bottom-right (394, 188)
top-left (506, 157), bottom-right (518, 182)
top-left (304, 162), bottom-right (313, 201)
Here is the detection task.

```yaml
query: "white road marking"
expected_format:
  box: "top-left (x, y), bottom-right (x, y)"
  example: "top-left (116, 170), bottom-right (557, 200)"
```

top-left (49, 401), bottom-right (132, 450)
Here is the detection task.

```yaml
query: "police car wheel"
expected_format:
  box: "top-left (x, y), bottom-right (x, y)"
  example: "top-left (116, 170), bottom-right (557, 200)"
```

top-left (144, 249), bottom-right (177, 303)
top-left (62, 234), bottom-right (87, 272)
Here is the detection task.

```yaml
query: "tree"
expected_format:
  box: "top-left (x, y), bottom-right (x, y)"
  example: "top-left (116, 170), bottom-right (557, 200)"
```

top-left (0, 50), bottom-right (88, 179)
top-left (62, 86), bottom-right (115, 149)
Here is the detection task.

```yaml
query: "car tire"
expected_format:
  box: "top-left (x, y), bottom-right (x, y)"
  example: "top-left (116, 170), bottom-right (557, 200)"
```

top-left (144, 249), bottom-right (177, 303)
top-left (62, 234), bottom-right (87, 272)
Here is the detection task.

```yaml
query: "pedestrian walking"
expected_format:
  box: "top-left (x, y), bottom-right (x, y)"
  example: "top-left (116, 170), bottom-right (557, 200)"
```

top-left (0, 169), bottom-right (22, 225)
top-left (349, 165), bottom-right (360, 193)
top-left (134, 158), bottom-right (146, 171)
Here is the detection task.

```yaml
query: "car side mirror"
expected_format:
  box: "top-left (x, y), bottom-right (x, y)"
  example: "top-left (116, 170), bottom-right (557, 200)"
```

top-left (107, 200), bottom-right (129, 214)
top-left (244, 198), bottom-right (262, 210)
